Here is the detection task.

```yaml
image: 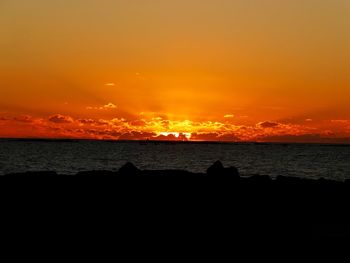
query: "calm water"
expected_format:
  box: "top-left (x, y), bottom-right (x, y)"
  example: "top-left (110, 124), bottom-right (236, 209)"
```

top-left (1, 140), bottom-right (350, 180)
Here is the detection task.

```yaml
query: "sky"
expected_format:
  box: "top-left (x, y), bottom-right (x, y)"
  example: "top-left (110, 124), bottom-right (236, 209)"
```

top-left (1, 0), bottom-right (350, 142)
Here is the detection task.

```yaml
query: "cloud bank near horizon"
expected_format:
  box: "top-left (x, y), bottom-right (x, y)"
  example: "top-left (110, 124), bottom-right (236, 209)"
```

top-left (1, 113), bottom-right (350, 144)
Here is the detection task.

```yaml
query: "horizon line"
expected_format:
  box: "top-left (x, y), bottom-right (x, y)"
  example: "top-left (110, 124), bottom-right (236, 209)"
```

top-left (1, 137), bottom-right (350, 146)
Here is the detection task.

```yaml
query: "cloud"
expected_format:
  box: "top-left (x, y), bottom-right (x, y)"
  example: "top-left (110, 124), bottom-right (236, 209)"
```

top-left (118, 132), bottom-right (156, 140)
top-left (80, 128), bottom-right (123, 138)
top-left (0, 116), bottom-right (10, 121)
top-left (86, 103), bottom-right (117, 111)
top-left (331, 120), bottom-right (350, 124)
top-left (224, 114), bottom-right (234, 118)
top-left (78, 119), bottom-right (97, 125)
top-left (217, 133), bottom-right (240, 142)
top-left (154, 133), bottom-right (189, 141)
top-left (78, 119), bottom-right (108, 126)
top-left (190, 132), bottom-right (239, 142)
top-left (105, 83), bottom-right (116, 87)
top-left (103, 103), bottom-right (117, 109)
top-left (191, 133), bottom-right (220, 141)
top-left (258, 121), bottom-right (280, 128)
top-left (129, 120), bottom-right (147, 127)
top-left (4, 112), bottom-right (350, 143)
top-left (48, 114), bottom-right (74, 124)
top-left (14, 115), bottom-right (34, 123)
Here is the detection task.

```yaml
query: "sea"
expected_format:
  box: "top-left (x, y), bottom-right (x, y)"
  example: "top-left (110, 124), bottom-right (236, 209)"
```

top-left (1, 139), bottom-right (350, 181)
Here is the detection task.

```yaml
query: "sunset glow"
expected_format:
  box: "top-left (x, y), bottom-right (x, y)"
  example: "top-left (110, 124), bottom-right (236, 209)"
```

top-left (1, 1), bottom-right (350, 143)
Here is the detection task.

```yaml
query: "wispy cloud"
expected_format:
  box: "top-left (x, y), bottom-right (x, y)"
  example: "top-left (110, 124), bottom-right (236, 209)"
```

top-left (86, 103), bottom-right (117, 111)
top-left (49, 114), bottom-right (74, 124)
top-left (14, 115), bottom-right (34, 123)
top-left (258, 121), bottom-right (280, 128)
top-left (105, 83), bottom-right (116, 87)
top-left (103, 103), bottom-right (117, 109)
top-left (331, 119), bottom-right (350, 124)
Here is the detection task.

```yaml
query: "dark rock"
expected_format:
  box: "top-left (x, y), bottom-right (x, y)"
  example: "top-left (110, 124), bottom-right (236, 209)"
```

top-left (225, 166), bottom-right (240, 177)
top-left (248, 174), bottom-right (272, 185)
top-left (118, 162), bottom-right (140, 176)
top-left (206, 161), bottom-right (240, 177)
top-left (5, 171), bottom-right (58, 177)
top-left (276, 175), bottom-right (302, 185)
top-left (142, 170), bottom-right (196, 177)
top-left (207, 161), bottom-right (224, 175)
top-left (76, 171), bottom-right (116, 177)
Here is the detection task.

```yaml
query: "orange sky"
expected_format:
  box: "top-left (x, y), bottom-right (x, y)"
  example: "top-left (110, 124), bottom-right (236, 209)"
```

top-left (1, 1), bottom-right (350, 142)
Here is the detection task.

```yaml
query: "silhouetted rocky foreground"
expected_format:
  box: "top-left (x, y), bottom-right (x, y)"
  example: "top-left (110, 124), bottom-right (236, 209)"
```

top-left (2, 160), bottom-right (350, 185)
top-left (3, 160), bottom-right (350, 194)
top-left (1, 161), bottom-right (349, 240)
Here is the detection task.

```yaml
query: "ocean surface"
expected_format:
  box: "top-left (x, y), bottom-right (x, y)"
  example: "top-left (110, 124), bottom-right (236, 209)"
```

top-left (1, 139), bottom-right (350, 180)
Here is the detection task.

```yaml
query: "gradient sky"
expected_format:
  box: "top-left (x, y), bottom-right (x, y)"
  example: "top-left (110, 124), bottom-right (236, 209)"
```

top-left (1, 0), bottom-right (350, 142)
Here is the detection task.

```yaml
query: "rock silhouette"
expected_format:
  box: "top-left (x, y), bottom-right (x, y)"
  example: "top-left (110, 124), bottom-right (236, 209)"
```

top-left (207, 160), bottom-right (225, 174)
top-left (1, 161), bottom-right (349, 240)
top-left (118, 162), bottom-right (141, 175)
top-left (8, 171), bottom-right (58, 177)
top-left (77, 170), bottom-right (116, 177)
top-left (2, 161), bottom-right (348, 193)
top-left (206, 160), bottom-right (240, 178)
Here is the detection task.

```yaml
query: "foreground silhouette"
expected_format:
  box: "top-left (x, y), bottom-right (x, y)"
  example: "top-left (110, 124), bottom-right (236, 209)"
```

top-left (1, 161), bottom-right (349, 240)
top-left (2, 160), bottom-right (348, 184)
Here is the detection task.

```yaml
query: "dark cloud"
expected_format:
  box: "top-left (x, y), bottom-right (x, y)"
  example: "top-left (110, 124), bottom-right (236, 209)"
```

top-left (190, 132), bottom-right (239, 142)
top-left (81, 129), bottom-right (121, 138)
top-left (191, 133), bottom-right (220, 141)
top-left (118, 132), bottom-right (156, 140)
top-left (78, 119), bottom-right (108, 126)
top-left (14, 115), bottom-right (34, 123)
top-left (129, 120), bottom-right (147, 127)
top-left (47, 127), bottom-right (63, 132)
top-left (49, 114), bottom-right (74, 124)
top-left (161, 120), bottom-right (170, 129)
top-left (177, 133), bottom-right (189, 141)
top-left (0, 116), bottom-right (10, 121)
top-left (107, 131), bottom-right (123, 137)
top-left (217, 133), bottom-right (241, 142)
top-left (78, 119), bottom-right (96, 125)
top-left (258, 121), bottom-right (280, 128)
top-left (92, 129), bottom-right (122, 138)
